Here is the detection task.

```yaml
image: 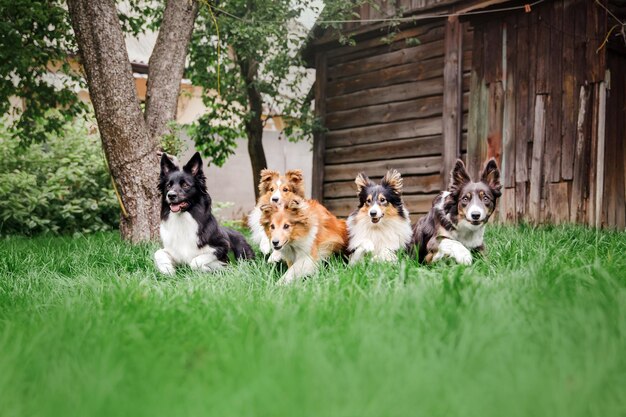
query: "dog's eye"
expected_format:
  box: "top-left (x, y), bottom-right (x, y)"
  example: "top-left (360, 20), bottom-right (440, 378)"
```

top-left (461, 196), bottom-right (469, 203)
top-left (270, 224), bottom-right (275, 230)
top-left (283, 187), bottom-right (288, 192)
top-left (283, 224), bottom-right (290, 229)
top-left (366, 198), bottom-right (372, 204)
top-left (181, 183), bottom-right (190, 189)
top-left (270, 187), bottom-right (274, 192)
top-left (482, 195), bottom-right (490, 203)
top-left (380, 197), bottom-right (386, 203)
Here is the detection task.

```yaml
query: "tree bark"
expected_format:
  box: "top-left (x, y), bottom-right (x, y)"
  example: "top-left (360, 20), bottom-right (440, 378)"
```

top-left (67, 0), bottom-right (158, 242)
top-left (240, 58), bottom-right (268, 201)
top-left (67, 0), bottom-right (198, 242)
top-left (145, 0), bottom-right (199, 141)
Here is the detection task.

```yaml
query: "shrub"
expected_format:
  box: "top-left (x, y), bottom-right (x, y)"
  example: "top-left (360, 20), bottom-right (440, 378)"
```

top-left (0, 118), bottom-right (119, 236)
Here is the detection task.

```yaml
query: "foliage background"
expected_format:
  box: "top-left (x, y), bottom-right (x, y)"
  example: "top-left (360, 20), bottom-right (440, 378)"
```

top-left (0, 117), bottom-right (118, 236)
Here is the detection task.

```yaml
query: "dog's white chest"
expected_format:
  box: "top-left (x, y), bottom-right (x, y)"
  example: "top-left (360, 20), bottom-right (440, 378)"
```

top-left (348, 216), bottom-right (412, 254)
top-left (160, 212), bottom-right (205, 264)
top-left (450, 220), bottom-right (485, 249)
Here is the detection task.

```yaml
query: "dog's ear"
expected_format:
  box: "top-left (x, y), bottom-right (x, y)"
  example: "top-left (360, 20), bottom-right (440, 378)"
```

top-left (286, 198), bottom-right (307, 217)
top-left (259, 169), bottom-right (279, 195)
top-left (354, 173), bottom-right (372, 194)
top-left (285, 169), bottom-right (303, 184)
top-left (160, 153), bottom-right (179, 176)
top-left (286, 198), bottom-right (309, 225)
top-left (481, 158), bottom-right (502, 198)
top-left (183, 152), bottom-right (203, 176)
top-left (285, 169), bottom-right (305, 197)
top-left (260, 203), bottom-right (275, 214)
top-left (259, 204), bottom-right (276, 226)
top-left (449, 159), bottom-right (471, 194)
top-left (382, 169), bottom-right (403, 195)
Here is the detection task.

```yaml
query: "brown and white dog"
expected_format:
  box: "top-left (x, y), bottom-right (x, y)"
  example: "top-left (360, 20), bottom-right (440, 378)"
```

top-left (260, 197), bottom-right (348, 284)
top-left (411, 158), bottom-right (501, 265)
top-left (346, 170), bottom-right (412, 264)
top-left (248, 169), bottom-right (305, 260)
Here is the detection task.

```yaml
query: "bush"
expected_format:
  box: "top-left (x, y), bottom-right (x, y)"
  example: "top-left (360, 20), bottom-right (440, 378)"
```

top-left (0, 118), bottom-right (119, 236)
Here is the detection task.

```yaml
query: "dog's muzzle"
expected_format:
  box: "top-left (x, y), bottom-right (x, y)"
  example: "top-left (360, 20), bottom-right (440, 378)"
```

top-left (166, 193), bottom-right (188, 213)
top-left (369, 204), bottom-right (383, 224)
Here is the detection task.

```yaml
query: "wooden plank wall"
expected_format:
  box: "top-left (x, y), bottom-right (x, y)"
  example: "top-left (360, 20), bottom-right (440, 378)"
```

top-left (604, 50), bottom-right (626, 229)
top-left (313, 0), bottom-right (624, 228)
top-left (318, 19), bottom-right (473, 220)
top-left (466, 0), bottom-right (625, 228)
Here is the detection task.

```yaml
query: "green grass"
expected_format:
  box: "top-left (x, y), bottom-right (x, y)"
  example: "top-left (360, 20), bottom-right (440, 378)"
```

top-left (1, 225), bottom-right (625, 417)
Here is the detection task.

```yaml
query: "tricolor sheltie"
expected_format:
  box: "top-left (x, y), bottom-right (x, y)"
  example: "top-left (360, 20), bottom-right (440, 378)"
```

top-left (248, 169), bottom-right (305, 260)
top-left (154, 152), bottom-right (254, 274)
top-left (346, 169), bottom-right (412, 264)
top-left (412, 158), bottom-right (501, 265)
top-left (260, 197), bottom-right (348, 284)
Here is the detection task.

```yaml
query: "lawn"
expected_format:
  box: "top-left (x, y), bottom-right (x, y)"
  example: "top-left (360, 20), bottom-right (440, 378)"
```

top-left (0, 225), bottom-right (625, 417)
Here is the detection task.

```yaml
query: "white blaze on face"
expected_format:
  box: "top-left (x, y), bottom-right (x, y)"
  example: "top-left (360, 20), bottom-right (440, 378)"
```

top-left (466, 194), bottom-right (486, 222)
top-left (369, 202), bottom-right (382, 219)
top-left (271, 180), bottom-right (282, 203)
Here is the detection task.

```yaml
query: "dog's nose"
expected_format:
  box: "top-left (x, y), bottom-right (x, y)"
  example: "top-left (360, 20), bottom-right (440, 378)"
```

top-left (369, 210), bottom-right (377, 217)
top-left (272, 239), bottom-right (280, 247)
top-left (167, 191), bottom-right (177, 200)
top-left (271, 197), bottom-right (279, 203)
top-left (471, 212), bottom-right (481, 221)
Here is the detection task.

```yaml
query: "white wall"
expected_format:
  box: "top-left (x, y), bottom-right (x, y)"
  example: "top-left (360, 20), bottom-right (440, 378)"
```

top-left (180, 131), bottom-right (313, 221)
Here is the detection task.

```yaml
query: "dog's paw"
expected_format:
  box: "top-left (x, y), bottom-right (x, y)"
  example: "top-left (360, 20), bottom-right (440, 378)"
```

top-left (361, 240), bottom-right (375, 252)
top-left (259, 237), bottom-right (272, 255)
top-left (154, 249), bottom-right (175, 275)
top-left (268, 250), bottom-right (282, 263)
top-left (374, 250), bottom-right (397, 263)
top-left (277, 274), bottom-right (296, 286)
top-left (448, 242), bottom-right (472, 265)
top-left (156, 263), bottom-right (176, 275)
top-left (436, 239), bottom-right (473, 265)
top-left (348, 248), bottom-right (366, 266)
top-left (189, 257), bottom-right (204, 270)
top-left (190, 254), bottom-right (224, 272)
top-left (455, 250), bottom-right (473, 265)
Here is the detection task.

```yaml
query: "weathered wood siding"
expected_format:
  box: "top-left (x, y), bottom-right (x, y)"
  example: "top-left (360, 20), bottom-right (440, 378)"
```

top-left (311, 0), bottom-right (625, 228)
top-left (466, 0), bottom-right (624, 228)
top-left (317, 20), bottom-right (473, 220)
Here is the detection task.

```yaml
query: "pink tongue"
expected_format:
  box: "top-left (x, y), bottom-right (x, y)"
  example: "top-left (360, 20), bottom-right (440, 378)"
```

top-left (170, 203), bottom-right (182, 213)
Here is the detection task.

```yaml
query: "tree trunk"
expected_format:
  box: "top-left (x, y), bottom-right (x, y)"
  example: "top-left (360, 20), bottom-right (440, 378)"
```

top-left (67, 0), bottom-right (198, 242)
top-left (247, 115), bottom-right (266, 201)
top-left (67, 0), bottom-right (159, 242)
top-left (145, 0), bottom-right (199, 141)
top-left (240, 58), bottom-right (267, 201)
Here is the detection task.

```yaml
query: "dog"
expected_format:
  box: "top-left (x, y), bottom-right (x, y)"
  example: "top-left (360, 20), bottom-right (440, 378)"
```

top-left (260, 197), bottom-right (347, 284)
top-left (154, 152), bottom-right (255, 274)
top-left (346, 169), bottom-right (412, 264)
top-left (248, 169), bottom-right (305, 260)
top-left (411, 158), bottom-right (501, 265)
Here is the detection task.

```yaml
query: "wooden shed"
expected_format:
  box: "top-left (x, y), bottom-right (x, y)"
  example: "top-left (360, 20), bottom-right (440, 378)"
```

top-left (306, 0), bottom-right (626, 228)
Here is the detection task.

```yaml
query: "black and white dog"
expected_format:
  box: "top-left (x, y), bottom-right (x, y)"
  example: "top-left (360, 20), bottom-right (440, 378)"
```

top-left (412, 158), bottom-right (501, 265)
top-left (154, 152), bottom-right (254, 274)
top-left (347, 169), bottom-right (412, 264)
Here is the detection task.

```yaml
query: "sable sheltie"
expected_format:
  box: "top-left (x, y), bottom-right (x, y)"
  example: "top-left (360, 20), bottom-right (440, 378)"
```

top-left (248, 169), bottom-right (305, 260)
top-left (154, 152), bottom-right (254, 274)
top-left (412, 158), bottom-right (502, 265)
top-left (346, 169), bottom-right (412, 264)
top-left (260, 197), bottom-right (348, 284)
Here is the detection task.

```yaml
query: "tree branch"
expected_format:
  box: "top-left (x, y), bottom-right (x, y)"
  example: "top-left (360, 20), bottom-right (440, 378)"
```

top-left (144, 0), bottom-right (199, 143)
